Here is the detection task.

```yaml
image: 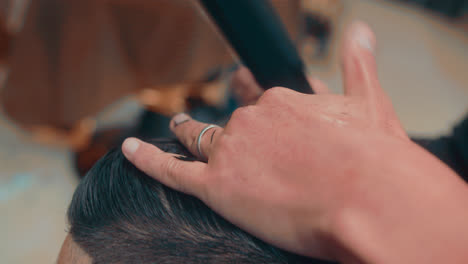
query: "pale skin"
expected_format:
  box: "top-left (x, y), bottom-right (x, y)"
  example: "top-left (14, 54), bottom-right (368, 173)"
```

top-left (59, 21), bottom-right (468, 263)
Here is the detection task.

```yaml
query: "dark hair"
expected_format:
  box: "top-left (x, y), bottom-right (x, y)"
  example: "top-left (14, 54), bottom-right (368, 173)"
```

top-left (67, 138), bottom-right (330, 264)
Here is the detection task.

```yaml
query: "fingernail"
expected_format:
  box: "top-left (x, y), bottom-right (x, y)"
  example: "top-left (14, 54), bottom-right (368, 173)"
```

top-left (350, 21), bottom-right (375, 53)
top-left (122, 138), bottom-right (140, 156)
top-left (171, 113), bottom-right (191, 129)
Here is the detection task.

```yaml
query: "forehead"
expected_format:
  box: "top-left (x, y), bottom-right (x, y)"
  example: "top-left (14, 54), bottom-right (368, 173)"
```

top-left (57, 234), bottom-right (92, 264)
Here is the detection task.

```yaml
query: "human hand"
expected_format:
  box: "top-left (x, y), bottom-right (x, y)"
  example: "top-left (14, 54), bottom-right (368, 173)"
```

top-left (122, 22), bottom-right (468, 263)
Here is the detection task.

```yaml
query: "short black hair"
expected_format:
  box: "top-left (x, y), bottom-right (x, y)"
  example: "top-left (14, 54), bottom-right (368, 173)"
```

top-left (67, 138), bottom-right (331, 264)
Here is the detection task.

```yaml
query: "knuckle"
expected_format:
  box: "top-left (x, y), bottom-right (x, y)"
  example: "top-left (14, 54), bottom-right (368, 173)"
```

top-left (162, 157), bottom-right (186, 190)
top-left (230, 106), bottom-right (255, 121)
top-left (257, 87), bottom-right (286, 105)
top-left (229, 106), bottom-right (256, 127)
top-left (161, 157), bottom-right (179, 178)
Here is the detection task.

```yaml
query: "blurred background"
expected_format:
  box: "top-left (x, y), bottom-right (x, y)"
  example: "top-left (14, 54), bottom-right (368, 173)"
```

top-left (0, 0), bottom-right (466, 263)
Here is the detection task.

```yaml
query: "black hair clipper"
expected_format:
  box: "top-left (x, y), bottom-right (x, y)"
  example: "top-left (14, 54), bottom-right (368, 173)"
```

top-left (198, 0), bottom-right (313, 94)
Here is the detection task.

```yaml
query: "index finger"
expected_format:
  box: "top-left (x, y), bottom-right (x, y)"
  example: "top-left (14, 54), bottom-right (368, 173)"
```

top-left (122, 137), bottom-right (206, 196)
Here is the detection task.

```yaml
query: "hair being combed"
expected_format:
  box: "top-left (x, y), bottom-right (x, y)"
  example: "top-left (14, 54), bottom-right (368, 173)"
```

top-left (67, 139), bottom-right (329, 264)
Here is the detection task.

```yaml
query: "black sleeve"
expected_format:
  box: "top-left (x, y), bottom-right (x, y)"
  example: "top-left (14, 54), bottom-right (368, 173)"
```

top-left (414, 114), bottom-right (468, 182)
top-left (395, 0), bottom-right (468, 18)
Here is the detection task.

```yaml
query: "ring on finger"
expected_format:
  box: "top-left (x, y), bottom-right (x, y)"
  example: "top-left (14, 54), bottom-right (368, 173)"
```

top-left (196, 124), bottom-right (220, 161)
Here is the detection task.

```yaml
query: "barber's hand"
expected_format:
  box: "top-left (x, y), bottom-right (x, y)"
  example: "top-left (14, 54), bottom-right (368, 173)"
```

top-left (122, 22), bottom-right (468, 263)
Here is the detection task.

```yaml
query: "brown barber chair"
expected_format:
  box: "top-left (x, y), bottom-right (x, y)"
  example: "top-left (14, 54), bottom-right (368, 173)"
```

top-left (0, 0), bottom-right (339, 175)
top-left (0, 0), bottom-right (301, 149)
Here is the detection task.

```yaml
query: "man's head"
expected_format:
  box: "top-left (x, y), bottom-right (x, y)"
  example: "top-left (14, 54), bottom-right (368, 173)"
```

top-left (58, 139), bottom-right (326, 263)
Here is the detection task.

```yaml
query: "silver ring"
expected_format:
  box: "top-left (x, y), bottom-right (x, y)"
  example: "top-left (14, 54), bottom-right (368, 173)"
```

top-left (196, 124), bottom-right (219, 161)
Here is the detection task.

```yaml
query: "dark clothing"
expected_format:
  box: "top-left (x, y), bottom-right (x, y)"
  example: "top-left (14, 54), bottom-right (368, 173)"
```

top-left (416, 115), bottom-right (468, 182)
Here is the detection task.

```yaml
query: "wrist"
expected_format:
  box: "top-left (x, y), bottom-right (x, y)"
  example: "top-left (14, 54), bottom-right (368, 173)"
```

top-left (327, 142), bottom-right (468, 264)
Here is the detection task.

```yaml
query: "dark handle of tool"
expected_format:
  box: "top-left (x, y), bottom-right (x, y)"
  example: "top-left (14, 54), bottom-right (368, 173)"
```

top-left (198, 0), bottom-right (314, 94)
